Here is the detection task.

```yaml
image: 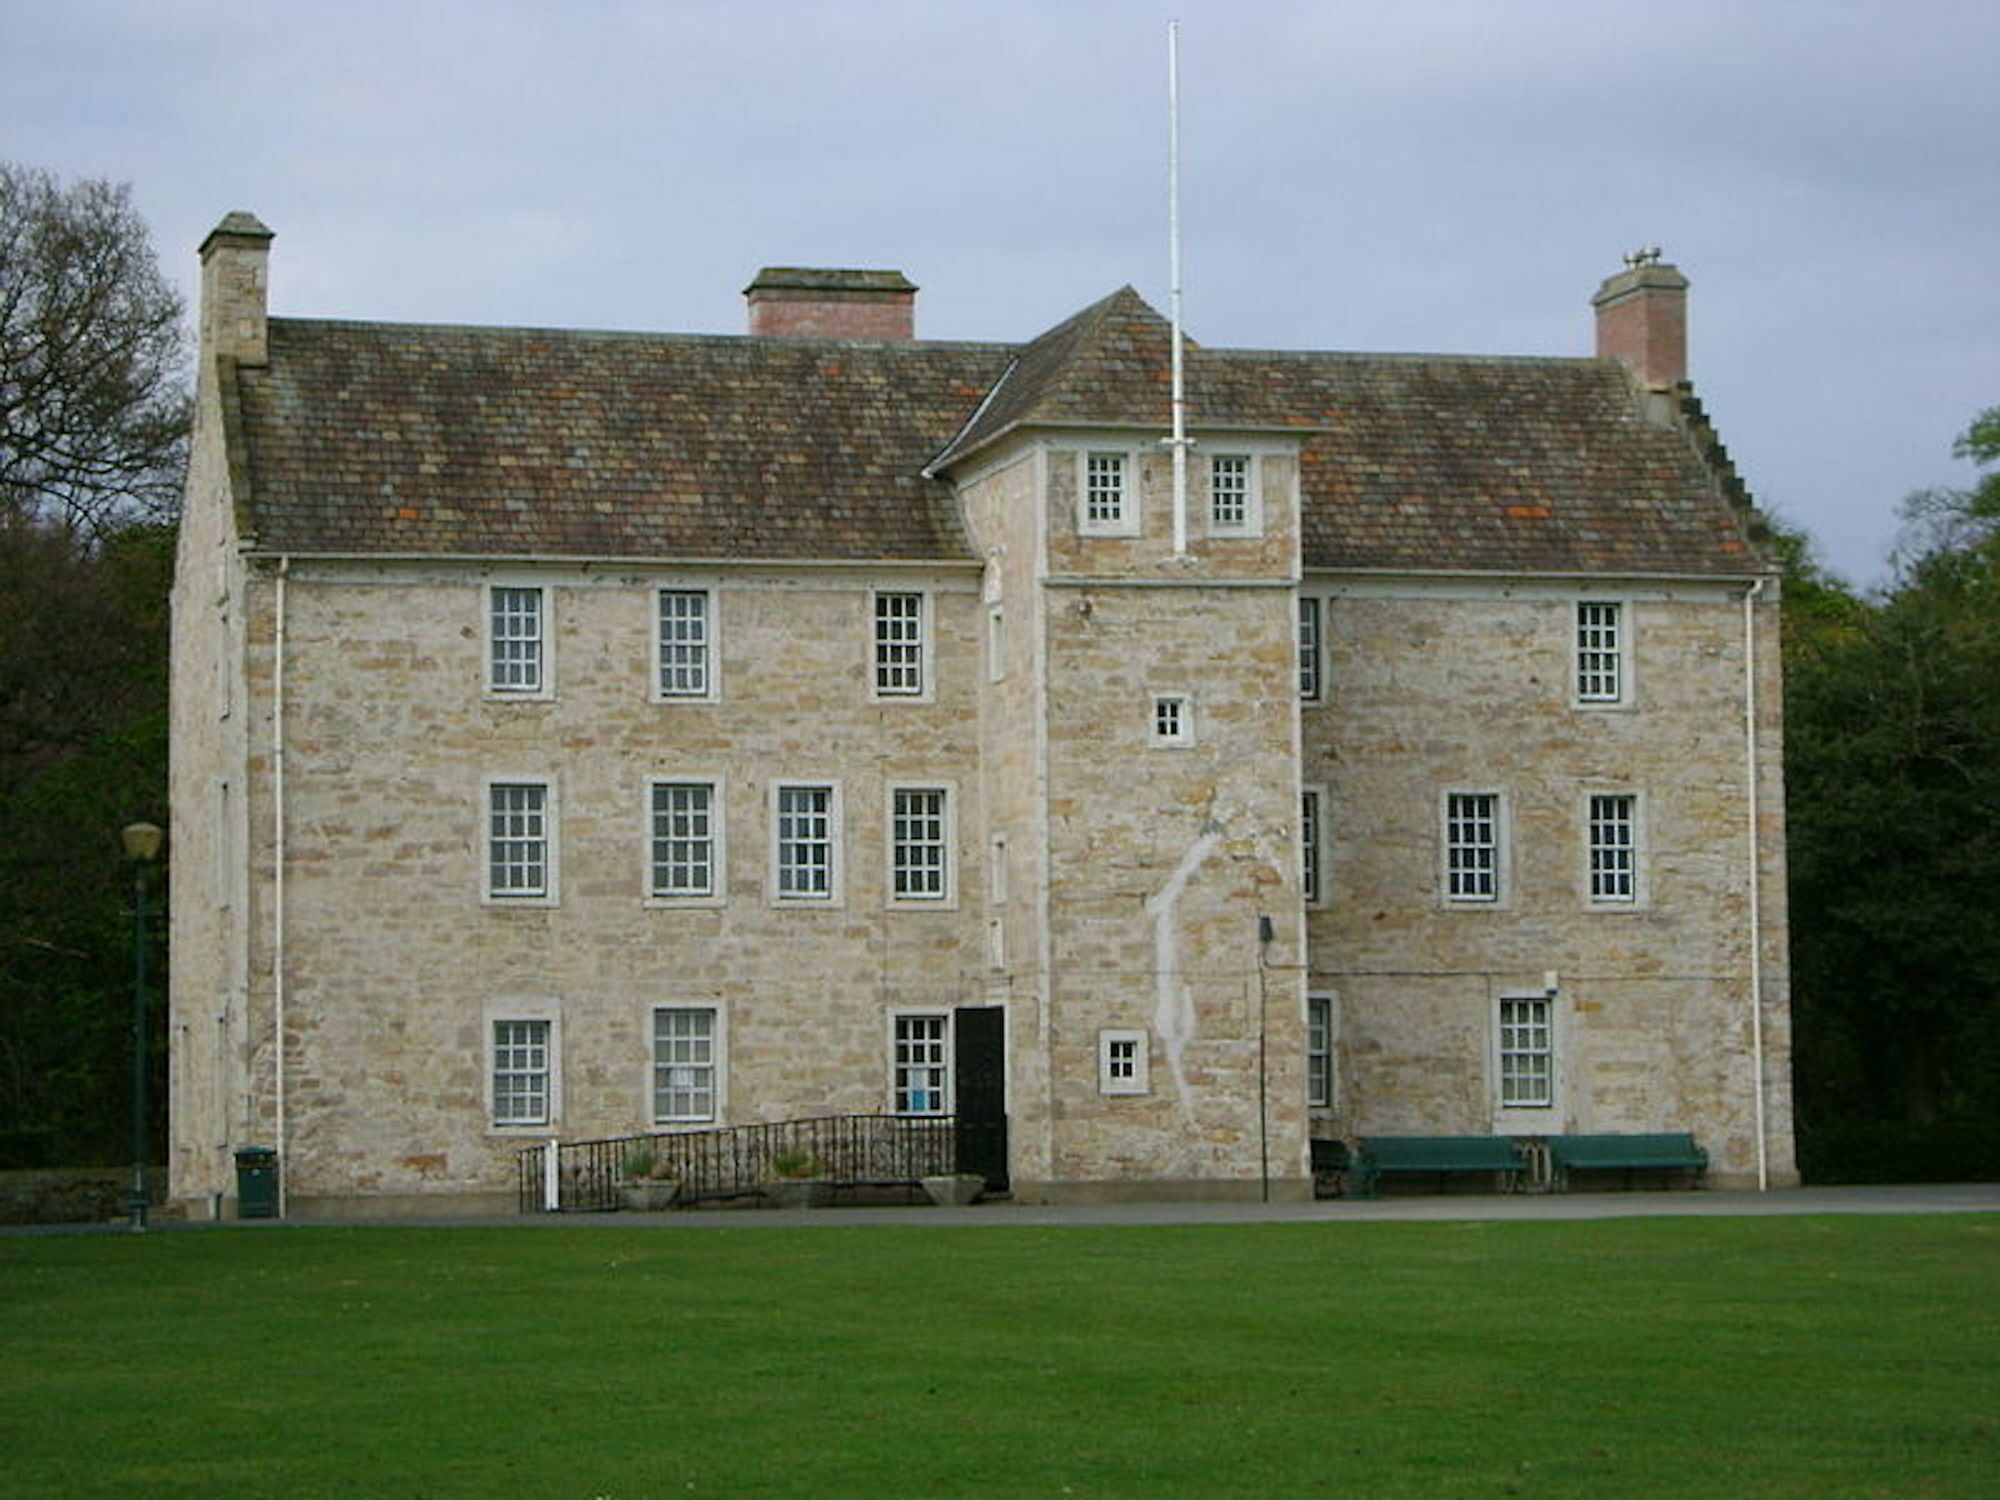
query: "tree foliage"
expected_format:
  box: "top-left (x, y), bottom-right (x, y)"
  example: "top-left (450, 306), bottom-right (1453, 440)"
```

top-left (0, 162), bottom-right (189, 535)
top-left (1785, 408), bottom-right (2000, 1142)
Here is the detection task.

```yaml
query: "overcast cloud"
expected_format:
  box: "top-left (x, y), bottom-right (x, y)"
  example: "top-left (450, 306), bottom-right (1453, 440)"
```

top-left (5, 0), bottom-right (1994, 583)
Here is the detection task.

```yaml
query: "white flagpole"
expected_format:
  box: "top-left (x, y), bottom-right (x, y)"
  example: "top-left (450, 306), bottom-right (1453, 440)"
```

top-left (1167, 18), bottom-right (1190, 558)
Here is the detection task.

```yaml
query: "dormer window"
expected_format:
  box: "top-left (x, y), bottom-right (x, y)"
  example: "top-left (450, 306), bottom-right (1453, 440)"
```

top-left (1208, 454), bottom-right (1256, 535)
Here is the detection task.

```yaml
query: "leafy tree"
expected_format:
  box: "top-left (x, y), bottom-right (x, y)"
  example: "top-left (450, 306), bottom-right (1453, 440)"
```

top-left (0, 162), bottom-right (189, 535)
top-left (1785, 410), bottom-right (2000, 1155)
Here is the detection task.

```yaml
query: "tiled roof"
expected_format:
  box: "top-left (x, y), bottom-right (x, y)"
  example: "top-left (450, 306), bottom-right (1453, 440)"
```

top-left (231, 292), bottom-right (1764, 575)
top-left (236, 320), bottom-right (1010, 559)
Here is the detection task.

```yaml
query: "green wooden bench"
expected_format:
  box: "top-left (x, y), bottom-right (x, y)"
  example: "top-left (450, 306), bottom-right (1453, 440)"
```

top-left (1353, 1135), bottom-right (1524, 1197)
top-left (1548, 1132), bottom-right (1707, 1189)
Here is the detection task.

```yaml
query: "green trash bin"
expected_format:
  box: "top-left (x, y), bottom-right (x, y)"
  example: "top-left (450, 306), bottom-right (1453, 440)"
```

top-left (235, 1147), bottom-right (279, 1219)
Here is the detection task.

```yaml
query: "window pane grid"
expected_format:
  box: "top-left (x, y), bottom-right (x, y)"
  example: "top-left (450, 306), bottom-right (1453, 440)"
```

top-left (1446, 793), bottom-right (1498, 901)
top-left (1107, 1038), bottom-right (1138, 1081)
top-left (653, 1008), bottom-right (716, 1122)
top-left (874, 593), bottom-right (924, 695)
top-left (488, 783), bottom-right (548, 896)
top-left (892, 788), bottom-right (948, 899)
top-left (1500, 998), bottom-right (1553, 1107)
top-left (1307, 996), bottom-right (1333, 1108)
top-left (489, 587), bottom-right (543, 692)
top-left (1577, 601), bottom-right (1622, 702)
top-left (1210, 454), bottom-right (1249, 529)
top-left (777, 786), bottom-right (833, 898)
top-left (1298, 597), bottom-right (1321, 701)
top-left (894, 1015), bottom-right (948, 1115)
top-left (1301, 789), bottom-right (1321, 904)
top-left (1153, 696), bottom-right (1187, 742)
top-left (492, 1019), bottom-right (549, 1124)
top-left (1085, 453), bottom-right (1126, 525)
top-left (1589, 793), bottom-right (1637, 903)
top-left (650, 782), bottom-right (714, 897)
top-left (658, 590), bottom-right (710, 697)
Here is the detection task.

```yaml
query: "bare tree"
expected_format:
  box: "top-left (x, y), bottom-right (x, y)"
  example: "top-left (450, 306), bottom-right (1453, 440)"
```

top-left (0, 163), bottom-right (189, 535)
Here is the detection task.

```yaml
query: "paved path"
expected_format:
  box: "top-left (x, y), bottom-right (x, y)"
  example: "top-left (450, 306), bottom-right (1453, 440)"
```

top-left (13, 1181), bottom-right (1984, 1234)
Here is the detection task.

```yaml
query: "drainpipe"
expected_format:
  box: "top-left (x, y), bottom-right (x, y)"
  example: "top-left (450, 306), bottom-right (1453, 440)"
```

top-left (273, 556), bottom-right (290, 1217)
top-left (1743, 578), bottom-right (1769, 1192)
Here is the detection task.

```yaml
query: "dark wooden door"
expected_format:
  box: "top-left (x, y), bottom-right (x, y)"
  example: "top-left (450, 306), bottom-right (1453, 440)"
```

top-left (953, 1006), bottom-right (1009, 1190)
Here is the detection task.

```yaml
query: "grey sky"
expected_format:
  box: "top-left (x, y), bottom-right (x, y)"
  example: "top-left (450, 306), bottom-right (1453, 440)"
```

top-left (6, 0), bottom-right (1994, 583)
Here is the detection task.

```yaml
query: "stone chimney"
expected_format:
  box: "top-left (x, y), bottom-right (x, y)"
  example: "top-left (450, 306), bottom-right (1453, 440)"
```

top-left (198, 212), bottom-right (274, 367)
top-left (1592, 249), bottom-right (1687, 389)
top-left (744, 267), bottom-right (917, 340)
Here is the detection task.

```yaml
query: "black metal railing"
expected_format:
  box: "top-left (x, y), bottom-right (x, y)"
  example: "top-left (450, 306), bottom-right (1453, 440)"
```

top-left (517, 1113), bottom-right (961, 1212)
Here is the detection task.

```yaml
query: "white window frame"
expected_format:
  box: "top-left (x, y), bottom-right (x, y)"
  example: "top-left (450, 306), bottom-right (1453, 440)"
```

top-left (1495, 992), bottom-right (1557, 1116)
top-left (1077, 449), bottom-right (1140, 537)
top-left (1302, 785), bottom-right (1327, 906)
top-left (1307, 993), bottom-right (1336, 1110)
top-left (889, 1010), bottom-right (952, 1116)
top-left (645, 776), bottom-right (725, 906)
top-left (887, 782), bottom-right (956, 908)
top-left (770, 780), bottom-right (843, 906)
top-left (1098, 1028), bottom-right (1151, 1096)
top-left (654, 586), bottom-right (718, 703)
top-left (1584, 789), bottom-right (1645, 909)
top-left (1574, 599), bottom-right (1632, 709)
top-left (1151, 694), bottom-right (1193, 748)
top-left (1206, 452), bottom-right (1262, 537)
top-left (485, 583), bottom-right (552, 699)
top-left (1297, 595), bottom-right (1323, 703)
top-left (650, 1003), bottom-right (725, 1126)
top-left (485, 1002), bottom-right (561, 1131)
top-left (1441, 789), bottom-right (1506, 907)
top-left (871, 589), bottom-right (931, 701)
top-left (483, 776), bottom-right (558, 905)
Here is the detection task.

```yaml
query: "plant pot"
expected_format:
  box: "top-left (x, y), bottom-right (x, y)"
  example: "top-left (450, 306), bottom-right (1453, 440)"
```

top-left (765, 1179), bottom-right (833, 1209)
top-left (618, 1179), bottom-right (680, 1212)
top-left (921, 1173), bottom-right (985, 1207)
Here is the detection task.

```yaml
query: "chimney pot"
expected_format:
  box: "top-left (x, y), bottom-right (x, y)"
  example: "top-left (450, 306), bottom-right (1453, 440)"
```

top-left (1592, 256), bottom-right (1688, 389)
top-left (744, 267), bottom-right (917, 340)
top-left (198, 212), bottom-right (275, 367)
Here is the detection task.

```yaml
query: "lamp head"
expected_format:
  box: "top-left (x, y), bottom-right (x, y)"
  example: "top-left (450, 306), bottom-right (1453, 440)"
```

top-left (121, 822), bottom-right (164, 864)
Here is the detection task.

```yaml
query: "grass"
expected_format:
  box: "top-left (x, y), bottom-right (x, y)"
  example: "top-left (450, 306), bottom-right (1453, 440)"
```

top-left (2, 1215), bottom-right (1996, 1497)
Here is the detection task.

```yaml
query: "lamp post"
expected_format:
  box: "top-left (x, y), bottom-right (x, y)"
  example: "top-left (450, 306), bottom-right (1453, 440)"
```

top-left (121, 821), bottom-right (163, 1232)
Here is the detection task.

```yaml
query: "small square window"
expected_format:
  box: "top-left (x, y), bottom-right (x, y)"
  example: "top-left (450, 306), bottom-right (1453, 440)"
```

top-left (1099, 1029), bottom-right (1150, 1096)
top-left (1152, 694), bottom-right (1192, 746)
top-left (1079, 451), bottom-right (1137, 535)
top-left (1209, 454), bottom-right (1253, 533)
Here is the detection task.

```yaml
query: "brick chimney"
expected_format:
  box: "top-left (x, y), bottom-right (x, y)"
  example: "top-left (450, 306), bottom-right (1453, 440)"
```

top-left (198, 211), bottom-right (275, 367)
top-left (744, 267), bottom-right (917, 340)
top-left (1592, 250), bottom-right (1687, 389)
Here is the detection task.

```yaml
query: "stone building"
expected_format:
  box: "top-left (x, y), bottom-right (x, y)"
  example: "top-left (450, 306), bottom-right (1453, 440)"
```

top-left (168, 216), bottom-right (1795, 1216)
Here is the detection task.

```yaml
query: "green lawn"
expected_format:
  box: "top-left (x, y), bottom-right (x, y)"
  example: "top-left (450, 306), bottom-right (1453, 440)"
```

top-left (2, 1215), bottom-right (1995, 1497)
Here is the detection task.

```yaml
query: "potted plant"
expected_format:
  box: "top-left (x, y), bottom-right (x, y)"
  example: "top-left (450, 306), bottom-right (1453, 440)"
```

top-left (617, 1146), bottom-right (680, 1212)
top-left (920, 1172), bottom-right (986, 1207)
top-left (763, 1147), bottom-right (832, 1208)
